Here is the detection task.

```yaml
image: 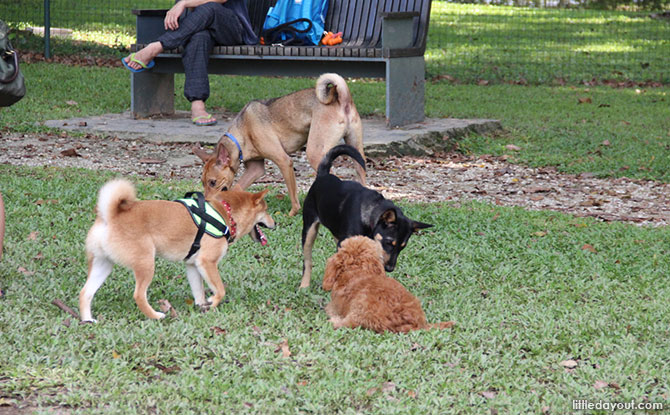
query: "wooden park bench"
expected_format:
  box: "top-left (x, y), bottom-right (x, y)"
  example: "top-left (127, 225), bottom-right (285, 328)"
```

top-left (131, 0), bottom-right (432, 127)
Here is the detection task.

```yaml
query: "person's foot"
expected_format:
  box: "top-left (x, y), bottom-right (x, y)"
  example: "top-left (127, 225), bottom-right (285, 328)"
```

top-left (123, 42), bottom-right (162, 71)
top-left (191, 101), bottom-right (217, 126)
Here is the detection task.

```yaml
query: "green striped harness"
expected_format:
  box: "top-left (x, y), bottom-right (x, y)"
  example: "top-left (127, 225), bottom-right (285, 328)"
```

top-left (175, 192), bottom-right (234, 260)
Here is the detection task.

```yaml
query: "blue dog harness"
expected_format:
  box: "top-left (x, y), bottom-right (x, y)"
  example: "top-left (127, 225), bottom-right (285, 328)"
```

top-left (175, 192), bottom-right (232, 260)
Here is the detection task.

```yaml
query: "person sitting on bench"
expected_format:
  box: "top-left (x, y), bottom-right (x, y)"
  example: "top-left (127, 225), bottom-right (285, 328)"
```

top-left (123, 0), bottom-right (258, 126)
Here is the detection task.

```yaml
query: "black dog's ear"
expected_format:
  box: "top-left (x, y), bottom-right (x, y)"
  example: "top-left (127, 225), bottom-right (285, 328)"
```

top-left (380, 209), bottom-right (396, 224)
top-left (412, 220), bottom-right (433, 233)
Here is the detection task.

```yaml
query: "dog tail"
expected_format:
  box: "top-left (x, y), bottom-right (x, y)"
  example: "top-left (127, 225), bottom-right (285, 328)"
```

top-left (96, 179), bottom-right (136, 224)
top-left (427, 321), bottom-right (456, 330)
top-left (317, 144), bottom-right (366, 178)
top-left (315, 73), bottom-right (352, 106)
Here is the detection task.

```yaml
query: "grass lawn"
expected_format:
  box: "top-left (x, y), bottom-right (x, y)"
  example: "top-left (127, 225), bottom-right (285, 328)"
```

top-left (1, 5), bottom-right (669, 411)
top-left (0, 165), bottom-right (668, 413)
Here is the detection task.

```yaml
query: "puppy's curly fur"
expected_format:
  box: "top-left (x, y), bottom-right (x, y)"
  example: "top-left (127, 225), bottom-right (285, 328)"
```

top-left (323, 236), bottom-right (454, 333)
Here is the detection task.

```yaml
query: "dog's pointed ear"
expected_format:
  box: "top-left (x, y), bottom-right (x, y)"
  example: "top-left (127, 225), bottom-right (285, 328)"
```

top-left (192, 143), bottom-right (213, 163)
top-left (254, 188), bottom-right (270, 205)
top-left (412, 220), bottom-right (433, 233)
top-left (214, 142), bottom-right (231, 167)
top-left (380, 209), bottom-right (396, 224)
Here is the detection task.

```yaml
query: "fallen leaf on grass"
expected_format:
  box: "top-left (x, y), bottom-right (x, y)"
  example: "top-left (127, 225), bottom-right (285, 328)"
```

top-left (594, 380), bottom-right (609, 390)
top-left (138, 158), bottom-right (165, 164)
top-left (480, 390), bottom-right (497, 399)
top-left (560, 359), bottom-right (578, 369)
top-left (601, 140), bottom-right (611, 146)
top-left (210, 326), bottom-right (226, 336)
top-left (17, 266), bottom-right (35, 276)
top-left (27, 231), bottom-right (39, 240)
top-left (505, 144), bottom-right (521, 151)
top-left (581, 244), bottom-right (597, 253)
top-left (112, 350), bottom-right (120, 359)
top-left (276, 339), bottom-right (291, 358)
top-left (533, 231), bottom-right (547, 237)
top-left (65, 100), bottom-right (78, 106)
top-left (578, 97), bottom-right (592, 104)
top-left (297, 380), bottom-right (308, 386)
top-left (407, 390), bottom-right (417, 399)
top-left (526, 186), bottom-right (552, 193)
top-left (60, 148), bottom-right (81, 157)
top-left (151, 361), bottom-right (181, 374)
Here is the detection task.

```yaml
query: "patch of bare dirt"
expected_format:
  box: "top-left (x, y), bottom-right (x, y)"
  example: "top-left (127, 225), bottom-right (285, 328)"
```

top-left (1, 132), bottom-right (668, 226)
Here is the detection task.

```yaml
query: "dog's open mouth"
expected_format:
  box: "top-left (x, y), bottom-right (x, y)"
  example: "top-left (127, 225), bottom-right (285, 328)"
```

top-left (253, 223), bottom-right (268, 246)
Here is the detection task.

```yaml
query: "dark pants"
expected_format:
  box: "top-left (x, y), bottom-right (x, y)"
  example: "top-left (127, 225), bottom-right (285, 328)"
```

top-left (158, 3), bottom-right (243, 103)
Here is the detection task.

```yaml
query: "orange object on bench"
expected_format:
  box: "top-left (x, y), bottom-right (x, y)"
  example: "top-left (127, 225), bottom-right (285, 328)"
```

top-left (321, 31), bottom-right (342, 46)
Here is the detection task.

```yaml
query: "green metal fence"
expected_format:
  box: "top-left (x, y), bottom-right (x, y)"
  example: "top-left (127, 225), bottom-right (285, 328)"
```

top-left (427, 3), bottom-right (670, 83)
top-left (1, 0), bottom-right (668, 84)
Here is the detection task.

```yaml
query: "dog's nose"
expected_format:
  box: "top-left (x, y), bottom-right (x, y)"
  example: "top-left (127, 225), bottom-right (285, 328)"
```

top-left (384, 263), bottom-right (395, 272)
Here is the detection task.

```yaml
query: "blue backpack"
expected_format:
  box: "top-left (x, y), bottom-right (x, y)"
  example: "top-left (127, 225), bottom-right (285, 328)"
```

top-left (262, 0), bottom-right (329, 46)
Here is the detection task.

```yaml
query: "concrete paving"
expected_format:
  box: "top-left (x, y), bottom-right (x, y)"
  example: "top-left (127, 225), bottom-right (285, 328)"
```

top-left (44, 111), bottom-right (502, 157)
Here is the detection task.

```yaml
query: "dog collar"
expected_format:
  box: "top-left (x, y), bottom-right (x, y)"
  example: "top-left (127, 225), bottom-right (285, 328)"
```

top-left (175, 192), bottom-right (233, 260)
top-left (224, 132), bottom-right (244, 162)
top-left (220, 200), bottom-right (237, 239)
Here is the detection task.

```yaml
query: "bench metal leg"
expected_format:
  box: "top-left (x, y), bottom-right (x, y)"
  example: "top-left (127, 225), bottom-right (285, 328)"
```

top-left (386, 56), bottom-right (425, 128)
top-left (131, 72), bottom-right (175, 119)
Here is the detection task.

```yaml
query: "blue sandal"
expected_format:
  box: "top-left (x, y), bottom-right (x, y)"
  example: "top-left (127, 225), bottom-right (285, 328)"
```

top-left (122, 53), bottom-right (155, 73)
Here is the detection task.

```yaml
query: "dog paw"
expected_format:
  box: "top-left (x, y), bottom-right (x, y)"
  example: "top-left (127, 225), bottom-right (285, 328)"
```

top-left (80, 319), bottom-right (98, 324)
top-left (154, 312), bottom-right (166, 320)
top-left (207, 295), bottom-right (223, 308)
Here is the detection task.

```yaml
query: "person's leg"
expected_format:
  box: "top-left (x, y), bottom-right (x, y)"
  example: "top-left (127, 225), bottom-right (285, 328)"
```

top-left (179, 4), bottom-right (244, 124)
top-left (124, 2), bottom-right (227, 71)
top-left (183, 31), bottom-right (215, 123)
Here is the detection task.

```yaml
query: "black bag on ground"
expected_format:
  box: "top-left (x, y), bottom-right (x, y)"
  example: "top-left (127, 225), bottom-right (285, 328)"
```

top-left (0, 19), bottom-right (26, 107)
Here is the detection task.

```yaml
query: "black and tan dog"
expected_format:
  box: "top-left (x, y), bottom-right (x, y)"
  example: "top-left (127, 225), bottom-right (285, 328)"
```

top-left (79, 179), bottom-right (274, 322)
top-left (300, 145), bottom-right (433, 289)
top-left (193, 73), bottom-right (366, 217)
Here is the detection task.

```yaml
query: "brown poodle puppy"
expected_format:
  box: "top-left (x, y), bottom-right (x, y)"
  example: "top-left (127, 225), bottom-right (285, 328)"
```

top-left (322, 236), bottom-right (454, 333)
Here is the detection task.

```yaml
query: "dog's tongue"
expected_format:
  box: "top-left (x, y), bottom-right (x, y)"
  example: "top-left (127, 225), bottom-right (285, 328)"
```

top-left (256, 224), bottom-right (268, 246)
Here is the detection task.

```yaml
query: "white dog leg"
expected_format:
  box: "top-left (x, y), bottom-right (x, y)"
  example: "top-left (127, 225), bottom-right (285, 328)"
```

top-left (79, 257), bottom-right (113, 323)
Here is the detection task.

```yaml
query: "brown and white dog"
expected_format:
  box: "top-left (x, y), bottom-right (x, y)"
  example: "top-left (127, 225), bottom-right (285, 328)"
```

top-left (322, 236), bottom-right (454, 334)
top-left (79, 179), bottom-right (274, 322)
top-left (193, 73), bottom-right (366, 217)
